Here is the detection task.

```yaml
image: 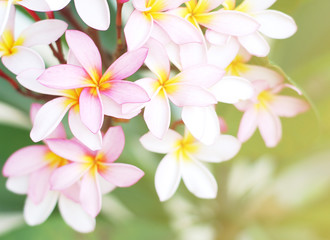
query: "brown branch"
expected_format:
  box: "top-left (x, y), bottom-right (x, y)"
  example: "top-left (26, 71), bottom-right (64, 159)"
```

top-left (59, 7), bottom-right (84, 32)
top-left (114, 2), bottom-right (127, 59)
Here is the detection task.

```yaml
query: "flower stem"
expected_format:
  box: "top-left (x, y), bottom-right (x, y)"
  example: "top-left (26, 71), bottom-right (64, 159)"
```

top-left (114, 2), bottom-right (126, 59)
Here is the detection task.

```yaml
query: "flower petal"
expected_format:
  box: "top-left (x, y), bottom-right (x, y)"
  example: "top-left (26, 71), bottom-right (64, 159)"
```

top-left (238, 32), bottom-right (270, 57)
top-left (258, 109), bottom-right (282, 147)
top-left (79, 87), bottom-right (103, 134)
top-left (140, 130), bottom-right (182, 154)
top-left (20, 19), bottom-right (68, 47)
top-left (236, 0), bottom-right (276, 12)
top-left (179, 42), bottom-right (207, 69)
top-left (210, 76), bottom-right (254, 103)
top-left (51, 163), bottom-right (88, 190)
top-left (100, 163), bottom-right (144, 187)
top-left (104, 48), bottom-right (148, 80)
top-left (195, 0), bottom-right (225, 12)
top-left (124, 10), bottom-right (153, 51)
top-left (24, 191), bottom-right (59, 226)
top-left (3, 145), bottom-right (49, 177)
top-left (0, 2), bottom-right (14, 36)
top-left (101, 95), bottom-right (141, 119)
top-left (155, 153), bottom-right (181, 201)
top-left (2, 46), bottom-right (44, 75)
top-left (6, 176), bottom-right (29, 194)
top-left (194, 134), bottom-right (241, 162)
top-left (80, 172), bottom-right (102, 218)
top-left (59, 195), bottom-right (96, 233)
top-left (30, 97), bottom-right (73, 142)
top-left (28, 167), bottom-right (53, 204)
top-left (74, 0), bottom-right (110, 30)
top-left (270, 96), bottom-right (309, 117)
top-left (240, 65), bottom-right (284, 87)
top-left (181, 158), bottom-right (217, 199)
top-left (237, 107), bottom-right (258, 143)
top-left (68, 109), bottom-right (102, 151)
top-left (65, 30), bottom-right (102, 77)
top-left (45, 139), bottom-right (88, 162)
top-left (20, 0), bottom-right (70, 11)
top-left (101, 126), bottom-right (125, 163)
top-left (254, 10), bottom-right (297, 39)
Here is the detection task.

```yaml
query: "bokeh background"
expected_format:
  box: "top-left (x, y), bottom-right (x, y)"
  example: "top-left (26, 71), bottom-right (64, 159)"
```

top-left (0, 0), bottom-right (329, 239)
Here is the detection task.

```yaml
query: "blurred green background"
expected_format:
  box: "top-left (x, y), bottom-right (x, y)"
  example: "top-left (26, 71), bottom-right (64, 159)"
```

top-left (0, 0), bottom-right (330, 239)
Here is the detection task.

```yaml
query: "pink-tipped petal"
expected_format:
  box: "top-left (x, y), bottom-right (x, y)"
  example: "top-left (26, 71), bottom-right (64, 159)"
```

top-left (79, 87), bottom-right (103, 134)
top-left (28, 167), bottom-right (53, 204)
top-left (45, 139), bottom-right (88, 162)
top-left (100, 163), bottom-right (144, 187)
top-left (24, 191), bottom-right (59, 226)
top-left (258, 110), bottom-right (282, 147)
top-left (30, 97), bottom-right (73, 142)
top-left (270, 96), bottom-right (309, 118)
top-left (181, 158), bottom-right (217, 199)
top-left (237, 107), bottom-right (258, 143)
top-left (101, 126), bottom-right (125, 163)
top-left (74, 0), bottom-right (110, 30)
top-left (182, 106), bottom-right (220, 145)
top-left (65, 30), bottom-right (102, 77)
top-left (59, 195), bottom-right (96, 233)
top-left (238, 32), bottom-right (270, 57)
top-left (140, 130), bottom-right (182, 154)
top-left (38, 64), bottom-right (91, 89)
top-left (6, 176), bottom-right (29, 195)
top-left (155, 153), bottom-right (181, 201)
top-left (210, 76), bottom-right (254, 104)
top-left (105, 48), bottom-right (148, 80)
top-left (2, 47), bottom-right (44, 75)
top-left (197, 10), bottom-right (259, 36)
top-left (80, 172), bottom-right (102, 218)
top-left (168, 84), bottom-right (217, 107)
top-left (154, 13), bottom-right (203, 45)
top-left (124, 10), bottom-right (153, 51)
top-left (3, 146), bottom-right (49, 177)
top-left (144, 89), bottom-right (171, 139)
top-left (101, 95), bottom-right (141, 119)
top-left (51, 163), bottom-right (89, 190)
top-left (20, 19), bottom-right (68, 47)
top-left (68, 109), bottom-right (102, 151)
top-left (194, 135), bottom-right (241, 162)
top-left (254, 10), bottom-right (297, 39)
top-left (101, 80), bottom-right (150, 104)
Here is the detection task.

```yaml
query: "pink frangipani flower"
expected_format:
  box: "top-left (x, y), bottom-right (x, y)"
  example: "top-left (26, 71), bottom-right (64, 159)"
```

top-left (140, 129), bottom-right (241, 201)
top-left (33, 30), bottom-right (149, 147)
top-left (48, 126), bottom-right (144, 217)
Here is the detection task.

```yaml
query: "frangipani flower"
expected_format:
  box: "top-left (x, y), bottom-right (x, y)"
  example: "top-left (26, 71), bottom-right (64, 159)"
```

top-left (140, 129), bottom-right (241, 201)
top-left (207, 0), bottom-right (297, 56)
top-left (124, 0), bottom-right (203, 50)
top-left (126, 38), bottom-right (222, 139)
top-left (236, 78), bottom-right (309, 148)
top-left (33, 30), bottom-right (149, 148)
top-left (0, 8), bottom-right (67, 74)
top-left (2, 103), bottom-right (96, 233)
top-left (171, 0), bottom-right (259, 36)
top-left (48, 126), bottom-right (145, 217)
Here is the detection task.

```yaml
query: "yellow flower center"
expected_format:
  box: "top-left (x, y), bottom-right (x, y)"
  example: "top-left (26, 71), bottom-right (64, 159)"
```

top-left (82, 152), bottom-right (108, 176)
top-left (225, 55), bottom-right (249, 76)
top-left (0, 30), bottom-right (24, 56)
top-left (174, 133), bottom-right (199, 161)
top-left (44, 151), bottom-right (68, 169)
top-left (255, 90), bottom-right (274, 110)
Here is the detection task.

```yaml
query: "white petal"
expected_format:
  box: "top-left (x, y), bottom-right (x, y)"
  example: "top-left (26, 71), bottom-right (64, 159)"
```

top-left (258, 109), bottom-right (282, 148)
top-left (240, 65), bottom-right (284, 87)
top-left (238, 32), bottom-right (270, 57)
top-left (237, 107), bottom-right (258, 143)
top-left (155, 153), bottom-right (181, 201)
top-left (6, 176), bottom-right (29, 194)
top-left (59, 195), bottom-right (96, 233)
top-left (237, 0), bottom-right (276, 12)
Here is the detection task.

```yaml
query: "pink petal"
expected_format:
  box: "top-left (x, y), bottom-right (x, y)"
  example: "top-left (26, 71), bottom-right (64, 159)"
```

top-left (99, 163), bottom-right (144, 187)
top-left (74, 0), bottom-right (110, 30)
top-left (140, 130), bottom-right (182, 154)
top-left (51, 163), bottom-right (88, 190)
top-left (3, 145), bottom-right (49, 177)
top-left (258, 110), bottom-right (282, 147)
top-left (197, 10), bottom-right (259, 36)
top-left (28, 167), bottom-right (53, 204)
top-left (101, 95), bottom-right (141, 119)
top-left (80, 171), bottom-right (102, 218)
top-left (2, 46), bottom-right (45, 75)
top-left (68, 109), bottom-right (102, 151)
top-left (238, 32), bottom-right (270, 57)
top-left (270, 96), bottom-right (309, 118)
top-left (144, 89), bottom-right (171, 139)
top-left (241, 65), bottom-right (284, 87)
top-left (154, 13), bottom-right (203, 45)
top-left (132, 0), bottom-right (147, 11)
top-left (168, 84), bottom-right (217, 107)
top-left (79, 87), bottom-right (103, 133)
top-left (101, 126), bottom-right (125, 163)
top-left (65, 30), bottom-right (102, 77)
top-left (30, 97), bottom-right (73, 142)
top-left (124, 10), bottom-right (153, 51)
top-left (155, 153), bottom-right (181, 201)
top-left (237, 107), bottom-right (258, 143)
top-left (179, 42), bottom-right (207, 70)
top-left (254, 10), bottom-right (297, 39)
top-left (38, 64), bottom-right (92, 89)
top-left (104, 48), bottom-right (148, 80)
top-left (20, 19), bottom-right (68, 47)
top-left (101, 80), bottom-right (150, 104)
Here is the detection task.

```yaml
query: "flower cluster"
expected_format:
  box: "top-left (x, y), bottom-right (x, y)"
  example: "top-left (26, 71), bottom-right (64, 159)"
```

top-left (0, 0), bottom-right (309, 233)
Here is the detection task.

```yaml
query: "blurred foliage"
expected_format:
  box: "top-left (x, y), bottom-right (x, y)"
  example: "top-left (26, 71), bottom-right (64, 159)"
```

top-left (0, 0), bottom-right (330, 239)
